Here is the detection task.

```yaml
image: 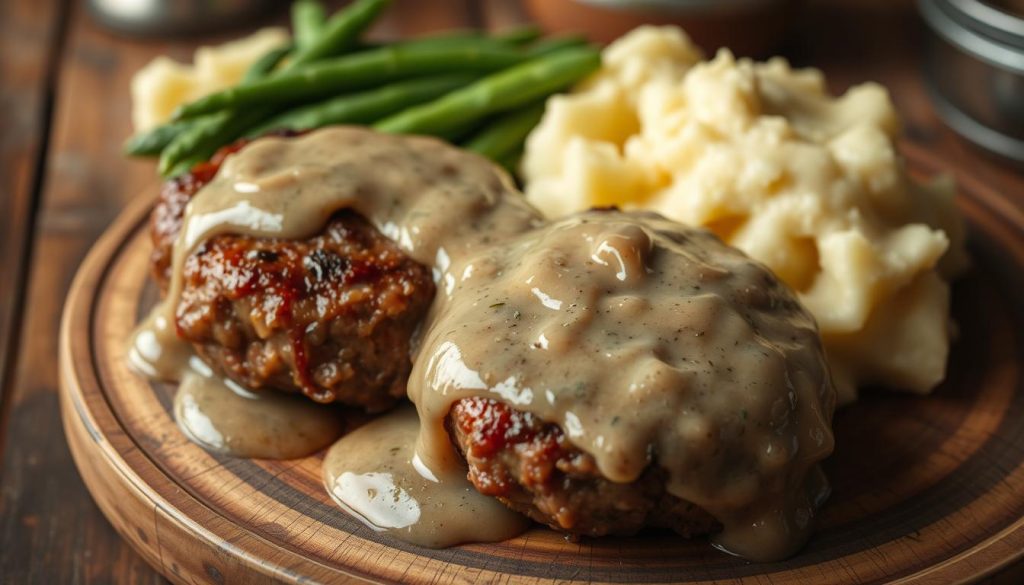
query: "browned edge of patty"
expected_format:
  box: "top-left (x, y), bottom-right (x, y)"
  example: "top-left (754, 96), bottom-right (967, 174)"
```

top-left (448, 397), bottom-right (721, 538)
top-left (148, 134), bottom-right (435, 410)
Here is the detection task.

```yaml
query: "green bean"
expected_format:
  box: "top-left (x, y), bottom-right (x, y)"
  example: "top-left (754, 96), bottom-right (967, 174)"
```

top-left (241, 43), bottom-right (293, 83)
top-left (399, 32), bottom-right (509, 51)
top-left (124, 42), bottom-right (290, 158)
top-left (496, 147), bottom-right (523, 176)
top-left (359, 25), bottom-right (539, 50)
top-left (463, 101), bottom-right (545, 160)
top-left (123, 119), bottom-right (193, 157)
top-left (172, 43), bottom-right (526, 120)
top-left (344, 33), bottom-right (526, 58)
top-left (410, 29), bottom-right (480, 42)
top-left (292, 0), bottom-right (326, 51)
top-left (375, 46), bottom-right (599, 136)
top-left (363, 28), bottom-right (534, 51)
top-left (525, 34), bottom-right (587, 58)
top-left (249, 74), bottom-right (474, 136)
top-left (352, 29), bottom-right (484, 52)
top-left (164, 155), bottom-right (206, 180)
top-left (158, 108), bottom-right (268, 176)
top-left (159, 0), bottom-right (387, 175)
top-left (436, 116), bottom-right (484, 143)
top-left (492, 25), bottom-right (542, 45)
top-left (288, 0), bottom-right (390, 68)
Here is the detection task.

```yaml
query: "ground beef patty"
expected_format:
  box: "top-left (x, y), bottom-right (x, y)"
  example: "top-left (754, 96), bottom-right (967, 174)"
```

top-left (447, 396), bottom-right (721, 538)
top-left (150, 137), bottom-right (435, 411)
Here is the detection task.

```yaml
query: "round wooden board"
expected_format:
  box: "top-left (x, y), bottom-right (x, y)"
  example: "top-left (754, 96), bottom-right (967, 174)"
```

top-left (60, 146), bottom-right (1024, 585)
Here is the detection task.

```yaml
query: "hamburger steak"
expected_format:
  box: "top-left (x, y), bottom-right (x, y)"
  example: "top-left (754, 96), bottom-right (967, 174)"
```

top-left (151, 137), bottom-right (435, 410)
top-left (411, 209), bottom-right (835, 556)
top-left (134, 127), bottom-right (832, 557)
top-left (448, 397), bottom-right (721, 538)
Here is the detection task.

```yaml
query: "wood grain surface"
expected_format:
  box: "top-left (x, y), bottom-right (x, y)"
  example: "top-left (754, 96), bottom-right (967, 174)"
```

top-left (59, 148), bottom-right (1024, 584)
top-left (0, 0), bottom-right (63, 415)
top-left (3, 0), bottom-right (1024, 583)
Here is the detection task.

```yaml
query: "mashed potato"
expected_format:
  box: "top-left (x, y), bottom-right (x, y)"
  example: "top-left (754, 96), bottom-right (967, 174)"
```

top-left (131, 28), bottom-right (288, 132)
top-left (523, 26), bottom-right (968, 404)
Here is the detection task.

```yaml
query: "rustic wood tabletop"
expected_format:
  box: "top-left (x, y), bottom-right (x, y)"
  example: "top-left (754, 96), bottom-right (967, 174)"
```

top-left (1, 0), bottom-right (1022, 583)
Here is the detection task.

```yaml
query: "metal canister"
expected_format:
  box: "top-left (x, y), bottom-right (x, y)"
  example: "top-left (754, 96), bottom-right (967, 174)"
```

top-left (919, 0), bottom-right (1024, 166)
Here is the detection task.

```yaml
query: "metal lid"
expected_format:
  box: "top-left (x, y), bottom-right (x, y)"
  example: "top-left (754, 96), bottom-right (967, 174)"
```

top-left (919, 0), bottom-right (1024, 73)
top-left (925, 81), bottom-right (1024, 164)
top-left (947, 0), bottom-right (1024, 48)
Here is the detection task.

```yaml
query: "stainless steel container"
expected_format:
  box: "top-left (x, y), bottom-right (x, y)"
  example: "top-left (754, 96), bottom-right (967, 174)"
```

top-left (919, 0), bottom-right (1024, 165)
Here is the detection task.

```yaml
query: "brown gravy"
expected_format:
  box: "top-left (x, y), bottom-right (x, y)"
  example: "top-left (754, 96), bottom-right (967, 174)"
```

top-left (127, 127), bottom-right (836, 560)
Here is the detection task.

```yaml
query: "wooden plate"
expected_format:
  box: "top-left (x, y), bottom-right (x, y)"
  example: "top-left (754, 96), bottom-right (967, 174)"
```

top-left (59, 146), bottom-right (1024, 585)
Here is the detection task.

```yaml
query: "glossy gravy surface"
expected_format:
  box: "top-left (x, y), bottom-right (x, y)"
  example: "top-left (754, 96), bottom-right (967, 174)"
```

top-left (128, 127), bottom-right (540, 460)
top-left (323, 407), bottom-right (530, 547)
top-left (411, 211), bottom-right (835, 560)
top-left (128, 127), bottom-right (836, 560)
top-left (176, 364), bottom-right (344, 459)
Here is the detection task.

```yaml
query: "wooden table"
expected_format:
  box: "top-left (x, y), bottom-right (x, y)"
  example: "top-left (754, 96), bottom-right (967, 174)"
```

top-left (1, 0), bottom-right (1021, 582)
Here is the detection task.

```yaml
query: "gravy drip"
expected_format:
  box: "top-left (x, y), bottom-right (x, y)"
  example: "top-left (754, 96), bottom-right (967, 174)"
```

top-left (175, 360), bottom-right (344, 459)
top-left (410, 211), bottom-right (836, 561)
top-left (128, 127), bottom-right (836, 560)
top-left (126, 126), bottom-right (540, 462)
top-left (128, 126), bottom-right (542, 384)
top-left (323, 406), bottom-right (530, 547)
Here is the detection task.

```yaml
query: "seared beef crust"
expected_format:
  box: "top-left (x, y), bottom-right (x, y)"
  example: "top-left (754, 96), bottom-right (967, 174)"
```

top-left (151, 136), bottom-right (434, 410)
top-left (448, 397), bottom-right (721, 537)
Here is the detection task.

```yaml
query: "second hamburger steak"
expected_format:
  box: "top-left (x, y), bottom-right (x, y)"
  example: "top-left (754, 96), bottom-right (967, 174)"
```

top-left (411, 209), bottom-right (836, 559)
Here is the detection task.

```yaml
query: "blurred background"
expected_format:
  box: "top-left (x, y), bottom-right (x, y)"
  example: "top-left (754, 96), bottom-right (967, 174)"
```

top-left (85, 0), bottom-right (1024, 167)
